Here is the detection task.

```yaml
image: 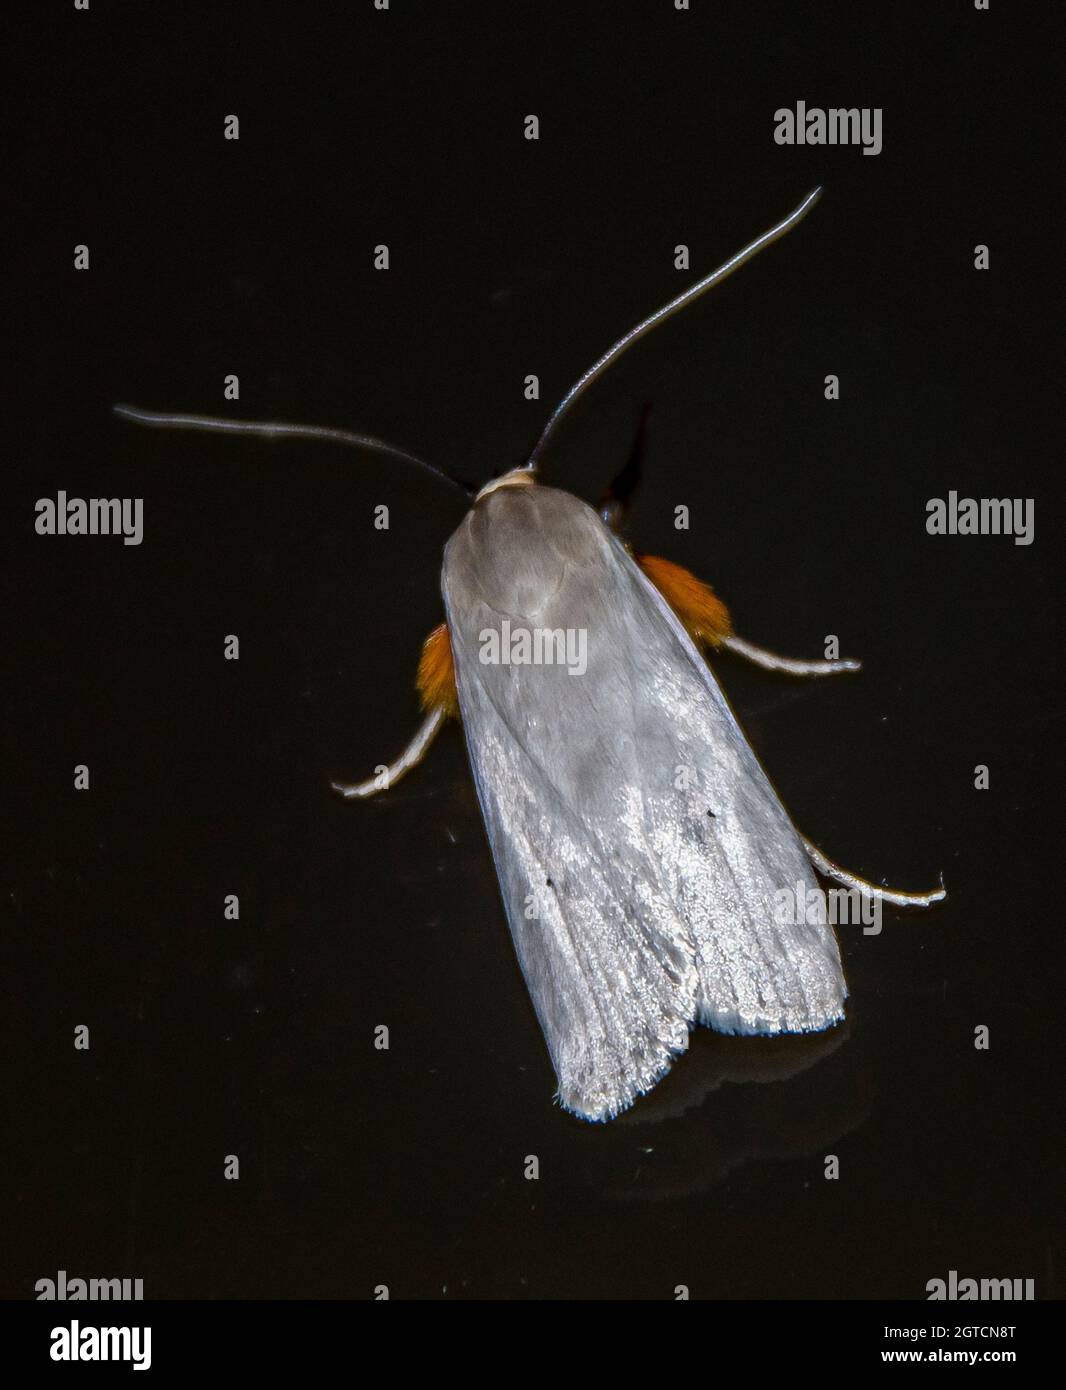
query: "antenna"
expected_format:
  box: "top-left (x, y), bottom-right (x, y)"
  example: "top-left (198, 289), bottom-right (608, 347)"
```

top-left (112, 404), bottom-right (474, 498)
top-left (527, 186), bottom-right (823, 471)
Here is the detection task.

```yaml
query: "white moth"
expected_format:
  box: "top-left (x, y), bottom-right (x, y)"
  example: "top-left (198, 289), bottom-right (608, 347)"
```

top-left (115, 189), bottom-right (944, 1122)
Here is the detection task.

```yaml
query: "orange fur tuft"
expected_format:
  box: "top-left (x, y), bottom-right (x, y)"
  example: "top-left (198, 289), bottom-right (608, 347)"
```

top-left (636, 553), bottom-right (733, 648)
top-left (417, 622), bottom-right (459, 718)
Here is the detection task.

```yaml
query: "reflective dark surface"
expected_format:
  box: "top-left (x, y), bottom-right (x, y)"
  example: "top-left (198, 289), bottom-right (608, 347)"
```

top-left (6, 1), bottom-right (1058, 1298)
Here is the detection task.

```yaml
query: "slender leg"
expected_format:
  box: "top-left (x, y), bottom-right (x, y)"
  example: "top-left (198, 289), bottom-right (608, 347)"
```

top-left (802, 835), bottom-right (946, 907)
top-left (723, 634), bottom-right (862, 677)
top-left (637, 554), bottom-right (860, 675)
top-left (598, 401), bottom-right (651, 533)
top-left (331, 706), bottom-right (446, 799)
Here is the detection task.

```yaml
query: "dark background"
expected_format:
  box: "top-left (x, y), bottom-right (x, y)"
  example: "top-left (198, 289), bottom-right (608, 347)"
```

top-left (4, 1), bottom-right (1059, 1299)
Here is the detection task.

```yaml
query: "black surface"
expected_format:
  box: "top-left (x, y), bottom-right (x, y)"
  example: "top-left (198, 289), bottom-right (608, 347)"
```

top-left (6, 1), bottom-right (1059, 1300)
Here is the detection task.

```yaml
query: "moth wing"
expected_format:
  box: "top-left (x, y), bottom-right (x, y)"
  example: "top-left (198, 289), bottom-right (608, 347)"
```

top-left (625, 549), bottom-right (848, 1038)
top-left (442, 484), bottom-right (844, 1121)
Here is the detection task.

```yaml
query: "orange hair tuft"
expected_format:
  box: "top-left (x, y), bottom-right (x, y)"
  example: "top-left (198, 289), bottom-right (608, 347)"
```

top-left (636, 554), bottom-right (733, 648)
top-left (417, 622), bottom-right (459, 718)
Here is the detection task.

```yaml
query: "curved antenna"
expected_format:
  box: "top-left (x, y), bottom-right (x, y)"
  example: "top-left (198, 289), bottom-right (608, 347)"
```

top-left (527, 186), bottom-right (823, 471)
top-left (112, 404), bottom-right (474, 498)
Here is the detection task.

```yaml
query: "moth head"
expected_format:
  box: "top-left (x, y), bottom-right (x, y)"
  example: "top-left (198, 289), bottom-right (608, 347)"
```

top-left (474, 464), bottom-right (538, 503)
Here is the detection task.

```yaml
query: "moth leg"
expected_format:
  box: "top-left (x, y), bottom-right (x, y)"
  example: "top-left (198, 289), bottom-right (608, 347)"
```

top-left (598, 402), bottom-right (651, 532)
top-left (331, 706), bottom-right (446, 799)
top-left (802, 836), bottom-right (946, 907)
top-left (636, 553), bottom-right (860, 675)
top-left (332, 623), bottom-right (457, 799)
top-left (721, 634), bottom-right (861, 677)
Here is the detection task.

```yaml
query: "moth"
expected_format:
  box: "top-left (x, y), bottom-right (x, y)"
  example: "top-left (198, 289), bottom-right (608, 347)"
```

top-left (116, 188), bottom-right (944, 1122)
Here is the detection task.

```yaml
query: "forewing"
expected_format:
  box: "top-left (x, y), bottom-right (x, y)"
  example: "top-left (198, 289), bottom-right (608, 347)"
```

top-left (442, 484), bottom-right (845, 1120)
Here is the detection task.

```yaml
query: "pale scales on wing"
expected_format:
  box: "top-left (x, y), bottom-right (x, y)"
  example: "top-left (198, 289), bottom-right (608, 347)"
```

top-left (442, 481), bottom-right (847, 1121)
